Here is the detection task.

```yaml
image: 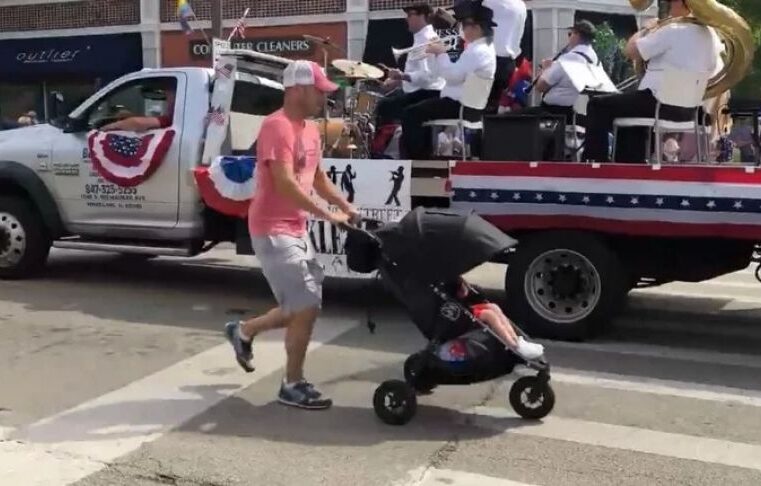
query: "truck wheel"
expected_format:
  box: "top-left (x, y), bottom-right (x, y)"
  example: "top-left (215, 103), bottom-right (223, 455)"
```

top-left (505, 232), bottom-right (628, 341)
top-left (0, 197), bottom-right (51, 279)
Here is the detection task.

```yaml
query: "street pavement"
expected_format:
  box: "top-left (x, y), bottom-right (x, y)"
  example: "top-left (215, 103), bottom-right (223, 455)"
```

top-left (2, 247), bottom-right (761, 486)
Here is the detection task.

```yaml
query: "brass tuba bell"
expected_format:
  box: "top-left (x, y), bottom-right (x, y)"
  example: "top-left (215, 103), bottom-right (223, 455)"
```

top-left (628, 0), bottom-right (754, 99)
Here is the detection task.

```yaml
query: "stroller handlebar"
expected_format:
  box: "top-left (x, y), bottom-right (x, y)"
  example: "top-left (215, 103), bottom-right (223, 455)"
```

top-left (338, 217), bottom-right (384, 243)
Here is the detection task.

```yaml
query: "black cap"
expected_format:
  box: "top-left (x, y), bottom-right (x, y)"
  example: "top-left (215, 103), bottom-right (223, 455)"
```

top-left (402, 2), bottom-right (433, 16)
top-left (455, 1), bottom-right (498, 28)
top-left (572, 20), bottom-right (597, 42)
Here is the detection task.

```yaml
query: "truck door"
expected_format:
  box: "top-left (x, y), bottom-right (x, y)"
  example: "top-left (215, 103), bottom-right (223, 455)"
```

top-left (51, 73), bottom-right (186, 233)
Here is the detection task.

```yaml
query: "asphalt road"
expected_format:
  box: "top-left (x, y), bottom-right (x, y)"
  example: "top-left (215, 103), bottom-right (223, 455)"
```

top-left (2, 247), bottom-right (761, 486)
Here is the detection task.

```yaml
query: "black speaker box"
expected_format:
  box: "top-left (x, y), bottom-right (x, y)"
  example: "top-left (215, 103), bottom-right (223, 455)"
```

top-left (481, 113), bottom-right (566, 161)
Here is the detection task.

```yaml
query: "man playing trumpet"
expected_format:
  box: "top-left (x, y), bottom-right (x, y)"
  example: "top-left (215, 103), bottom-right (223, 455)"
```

top-left (375, 2), bottom-right (445, 127)
top-left (400, 1), bottom-right (497, 159)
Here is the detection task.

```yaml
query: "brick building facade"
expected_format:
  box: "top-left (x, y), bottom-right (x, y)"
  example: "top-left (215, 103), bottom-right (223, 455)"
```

top-left (0, 0), bottom-right (653, 122)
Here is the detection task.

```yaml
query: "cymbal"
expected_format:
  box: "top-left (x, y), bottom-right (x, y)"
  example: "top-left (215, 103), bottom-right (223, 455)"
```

top-left (303, 34), bottom-right (344, 53)
top-left (331, 59), bottom-right (384, 80)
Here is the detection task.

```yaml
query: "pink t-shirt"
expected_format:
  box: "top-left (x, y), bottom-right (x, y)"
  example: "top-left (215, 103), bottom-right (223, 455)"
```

top-left (248, 108), bottom-right (322, 237)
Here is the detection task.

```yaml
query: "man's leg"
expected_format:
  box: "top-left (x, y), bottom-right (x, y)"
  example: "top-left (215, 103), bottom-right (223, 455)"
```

top-left (487, 57), bottom-right (515, 112)
top-left (582, 90), bottom-right (657, 162)
top-left (283, 305), bottom-right (320, 383)
top-left (401, 97), bottom-right (461, 159)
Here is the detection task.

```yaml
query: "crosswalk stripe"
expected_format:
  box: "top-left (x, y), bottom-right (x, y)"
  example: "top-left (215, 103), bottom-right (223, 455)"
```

top-left (467, 406), bottom-right (761, 472)
top-left (540, 339), bottom-right (761, 369)
top-left (407, 468), bottom-right (539, 486)
top-left (631, 288), bottom-right (761, 305)
top-left (0, 318), bottom-right (359, 486)
top-left (615, 317), bottom-right (761, 339)
top-left (549, 369), bottom-right (761, 408)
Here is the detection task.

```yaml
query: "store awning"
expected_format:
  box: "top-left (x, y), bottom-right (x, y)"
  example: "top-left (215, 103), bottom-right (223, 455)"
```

top-left (0, 33), bottom-right (143, 81)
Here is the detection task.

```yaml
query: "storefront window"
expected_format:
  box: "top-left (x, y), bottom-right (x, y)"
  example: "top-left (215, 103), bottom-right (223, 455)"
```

top-left (0, 82), bottom-right (43, 126)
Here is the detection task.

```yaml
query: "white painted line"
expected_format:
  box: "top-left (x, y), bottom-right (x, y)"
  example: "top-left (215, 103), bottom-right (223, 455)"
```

top-left (412, 468), bottom-right (539, 486)
top-left (541, 339), bottom-right (761, 370)
top-left (468, 406), bottom-right (761, 472)
top-left (698, 279), bottom-right (761, 290)
top-left (631, 288), bottom-right (761, 306)
top-left (550, 369), bottom-right (761, 408)
top-left (0, 426), bottom-right (15, 440)
top-left (614, 317), bottom-right (761, 339)
top-left (0, 318), bottom-right (359, 486)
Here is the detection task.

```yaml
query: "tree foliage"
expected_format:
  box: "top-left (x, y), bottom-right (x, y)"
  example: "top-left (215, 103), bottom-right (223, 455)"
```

top-left (719, 0), bottom-right (761, 99)
top-left (592, 2), bottom-right (760, 98)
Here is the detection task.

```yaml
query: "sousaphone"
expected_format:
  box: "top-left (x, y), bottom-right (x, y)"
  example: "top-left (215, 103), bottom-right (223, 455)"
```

top-left (626, 0), bottom-right (754, 99)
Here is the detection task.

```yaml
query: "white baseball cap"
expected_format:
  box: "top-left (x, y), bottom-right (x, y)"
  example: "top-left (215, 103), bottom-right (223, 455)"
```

top-left (282, 60), bottom-right (339, 93)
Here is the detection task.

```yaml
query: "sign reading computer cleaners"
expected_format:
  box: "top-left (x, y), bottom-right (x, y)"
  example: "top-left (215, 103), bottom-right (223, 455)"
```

top-left (190, 37), bottom-right (314, 59)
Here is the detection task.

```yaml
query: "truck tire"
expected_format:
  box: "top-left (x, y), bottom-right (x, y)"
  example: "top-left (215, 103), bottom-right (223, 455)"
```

top-left (0, 196), bottom-right (51, 279)
top-left (505, 231), bottom-right (628, 341)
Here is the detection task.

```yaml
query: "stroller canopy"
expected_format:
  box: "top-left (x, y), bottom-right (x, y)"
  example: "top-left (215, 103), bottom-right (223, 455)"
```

top-left (374, 207), bottom-right (518, 283)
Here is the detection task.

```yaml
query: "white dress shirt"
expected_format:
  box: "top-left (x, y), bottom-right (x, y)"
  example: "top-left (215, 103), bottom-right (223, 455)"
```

top-left (540, 43), bottom-right (599, 107)
top-left (403, 24), bottom-right (446, 93)
top-left (482, 0), bottom-right (526, 59)
top-left (435, 37), bottom-right (497, 102)
top-left (635, 22), bottom-right (719, 97)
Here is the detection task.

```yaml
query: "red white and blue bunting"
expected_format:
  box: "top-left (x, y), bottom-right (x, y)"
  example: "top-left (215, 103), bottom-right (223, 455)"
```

top-left (87, 128), bottom-right (175, 187)
top-left (193, 155), bottom-right (256, 218)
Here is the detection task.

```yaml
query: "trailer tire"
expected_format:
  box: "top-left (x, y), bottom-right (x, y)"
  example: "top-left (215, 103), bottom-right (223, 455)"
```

top-left (505, 231), bottom-right (628, 341)
top-left (0, 196), bottom-right (51, 279)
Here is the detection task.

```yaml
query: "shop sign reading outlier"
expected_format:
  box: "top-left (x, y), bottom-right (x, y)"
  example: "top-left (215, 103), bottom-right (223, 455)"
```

top-left (190, 37), bottom-right (314, 59)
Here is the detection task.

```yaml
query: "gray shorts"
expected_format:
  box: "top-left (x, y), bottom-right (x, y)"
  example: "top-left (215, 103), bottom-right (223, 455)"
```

top-left (251, 234), bottom-right (324, 315)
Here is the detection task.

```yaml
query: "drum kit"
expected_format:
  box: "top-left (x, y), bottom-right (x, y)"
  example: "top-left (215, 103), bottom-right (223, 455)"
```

top-left (304, 34), bottom-right (386, 159)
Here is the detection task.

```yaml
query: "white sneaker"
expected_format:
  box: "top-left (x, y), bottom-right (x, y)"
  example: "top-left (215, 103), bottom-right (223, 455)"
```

top-left (512, 337), bottom-right (544, 361)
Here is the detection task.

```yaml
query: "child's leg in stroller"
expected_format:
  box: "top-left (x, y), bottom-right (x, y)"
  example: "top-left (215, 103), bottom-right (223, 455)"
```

top-left (481, 304), bottom-right (545, 360)
top-left (477, 307), bottom-right (519, 348)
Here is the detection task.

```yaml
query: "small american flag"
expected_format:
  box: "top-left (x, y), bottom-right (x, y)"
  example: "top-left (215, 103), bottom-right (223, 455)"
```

top-left (231, 18), bottom-right (245, 39)
top-left (207, 106), bottom-right (226, 126)
top-left (215, 63), bottom-right (233, 79)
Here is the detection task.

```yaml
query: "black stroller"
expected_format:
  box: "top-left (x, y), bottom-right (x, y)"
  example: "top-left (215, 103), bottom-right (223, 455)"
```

top-left (344, 207), bottom-right (554, 426)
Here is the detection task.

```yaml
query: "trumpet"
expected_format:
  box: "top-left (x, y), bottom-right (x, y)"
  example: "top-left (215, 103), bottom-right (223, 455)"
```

top-left (392, 35), bottom-right (459, 62)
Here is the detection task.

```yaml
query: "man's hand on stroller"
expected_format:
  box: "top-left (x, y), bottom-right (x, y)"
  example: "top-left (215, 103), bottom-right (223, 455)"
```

top-left (328, 211), bottom-right (351, 225)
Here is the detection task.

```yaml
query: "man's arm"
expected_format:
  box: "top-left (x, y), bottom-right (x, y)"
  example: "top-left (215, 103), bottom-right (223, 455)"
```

top-left (313, 166), bottom-right (355, 215)
top-left (100, 116), bottom-right (163, 132)
top-left (269, 159), bottom-right (335, 221)
top-left (624, 18), bottom-right (662, 61)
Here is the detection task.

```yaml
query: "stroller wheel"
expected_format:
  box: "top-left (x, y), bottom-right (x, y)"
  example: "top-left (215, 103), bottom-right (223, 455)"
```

top-left (509, 376), bottom-right (555, 420)
top-left (373, 380), bottom-right (417, 426)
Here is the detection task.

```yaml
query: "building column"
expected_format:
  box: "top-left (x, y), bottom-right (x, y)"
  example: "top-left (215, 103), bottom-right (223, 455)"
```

top-left (529, 6), bottom-right (575, 105)
top-left (346, 0), bottom-right (369, 61)
top-left (140, 0), bottom-right (162, 68)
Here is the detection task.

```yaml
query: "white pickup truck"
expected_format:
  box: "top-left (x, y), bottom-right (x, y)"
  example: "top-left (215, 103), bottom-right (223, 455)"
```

top-left (0, 50), bottom-right (311, 279)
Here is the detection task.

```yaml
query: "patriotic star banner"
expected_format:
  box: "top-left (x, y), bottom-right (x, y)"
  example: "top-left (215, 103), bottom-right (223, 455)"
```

top-left (450, 161), bottom-right (761, 240)
top-left (193, 155), bottom-right (255, 218)
top-left (87, 128), bottom-right (175, 187)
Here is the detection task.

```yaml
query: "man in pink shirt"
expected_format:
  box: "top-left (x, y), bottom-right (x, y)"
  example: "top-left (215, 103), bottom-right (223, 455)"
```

top-left (225, 60), bottom-right (358, 410)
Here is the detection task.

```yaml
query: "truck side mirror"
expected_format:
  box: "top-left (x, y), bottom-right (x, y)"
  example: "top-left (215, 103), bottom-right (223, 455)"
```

top-left (63, 116), bottom-right (89, 134)
top-left (48, 91), bottom-right (65, 122)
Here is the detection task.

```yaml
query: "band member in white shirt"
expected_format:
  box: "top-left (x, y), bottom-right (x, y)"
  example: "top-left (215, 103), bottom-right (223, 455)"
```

top-left (482, 0), bottom-right (527, 111)
top-left (400, 1), bottom-right (497, 159)
top-left (376, 2), bottom-right (446, 126)
top-left (582, 0), bottom-right (719, 163)
top-left (531, 21), bottom-right (600, 123)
